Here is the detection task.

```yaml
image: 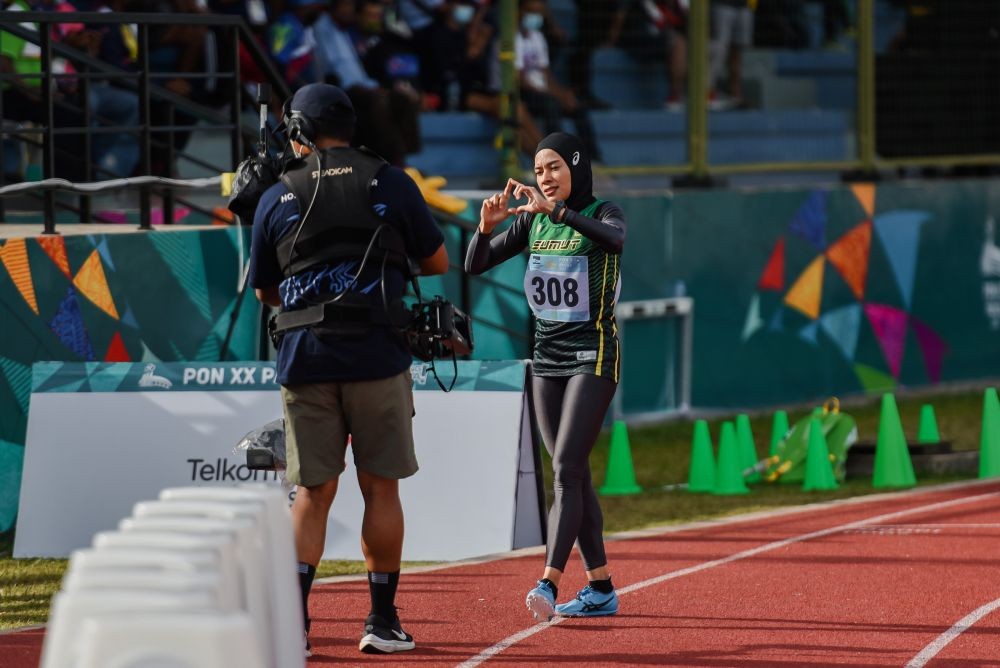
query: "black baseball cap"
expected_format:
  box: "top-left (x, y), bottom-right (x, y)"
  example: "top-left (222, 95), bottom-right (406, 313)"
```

top-left (288, 83), bottom-right (356, 135)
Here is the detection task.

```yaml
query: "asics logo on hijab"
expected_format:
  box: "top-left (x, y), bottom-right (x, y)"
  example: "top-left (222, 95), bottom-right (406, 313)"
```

top-left (572, 151), bottom-right (580, 166)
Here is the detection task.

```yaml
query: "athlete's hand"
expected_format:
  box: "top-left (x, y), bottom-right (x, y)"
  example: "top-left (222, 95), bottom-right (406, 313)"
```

top-left (479, 179), bottom-right (516, 234)
top-left (509, 180), bottom-right (556, 217)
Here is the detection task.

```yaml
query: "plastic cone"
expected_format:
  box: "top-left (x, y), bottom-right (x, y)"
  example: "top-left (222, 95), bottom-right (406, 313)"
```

top-left (735, 414), bottom-right (761, 483)
top-left (979, 388), bottom-right (1000, 478)
top-left (713, 421), bottom-right (749, 495)
top-left (873, 394), bottom-right (916, 488)
top-left (599, 420), bottom-right (642, 495)
top-left (802, 417), bottom-right (838, 491)
top-left (769, 410), bottom-right (789, 457)
top-left (687, 420), bottom-right (716, 493)
top-left (917, 404), bottom-right (940, 443)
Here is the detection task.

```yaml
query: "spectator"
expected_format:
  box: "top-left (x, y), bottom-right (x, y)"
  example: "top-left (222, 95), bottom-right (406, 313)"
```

top-left (516, 0), bottom-right (600, 161)
top-left (567, 0), bottom-right (622, 110)
top-left (58, 0), bottom-right (142, 177)
top-left (354, 0), bottom-right (425, 108)
top-left (619, 0), bottom-right (688, 110)
top-left (267, 0), bottom-right (325, 89)
top-left (709, 0), bottom-right (753, 109)
top-left (396, 0), bottom-right (447, 91)
top-left (427, 0), bottom-right (543, 155)
top-left (312, 0), bottom-right (422, 165)
top-left (1, 0), bottom-right (88, 180)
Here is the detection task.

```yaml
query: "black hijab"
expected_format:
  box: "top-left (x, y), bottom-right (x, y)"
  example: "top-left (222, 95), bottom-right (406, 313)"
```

top-left (535, 132), bottom-right (595, 212)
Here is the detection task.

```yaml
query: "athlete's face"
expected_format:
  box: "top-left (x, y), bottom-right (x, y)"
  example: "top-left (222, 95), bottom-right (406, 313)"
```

top-left (534, 149), bottom-right (571, 202)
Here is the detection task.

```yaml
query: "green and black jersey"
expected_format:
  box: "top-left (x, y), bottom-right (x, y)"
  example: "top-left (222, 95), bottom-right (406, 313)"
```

top-left (465, 199), bottom-right (627, 379)
top-left (524, 200), bottom-right (622, 379)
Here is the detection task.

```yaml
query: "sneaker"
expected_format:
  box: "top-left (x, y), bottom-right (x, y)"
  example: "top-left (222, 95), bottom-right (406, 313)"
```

top-left (359, 613), bottom-right (415, 654)
top-left (554, 585), bottom-right (619, 617)
top-left (525, 580), bottom-right (556, 622)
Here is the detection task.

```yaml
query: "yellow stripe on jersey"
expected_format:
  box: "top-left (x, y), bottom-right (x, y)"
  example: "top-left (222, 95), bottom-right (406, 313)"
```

top-left (612, 255), bottom-right (620, 382)
top-left (596, 253), bottom-right (609, 376)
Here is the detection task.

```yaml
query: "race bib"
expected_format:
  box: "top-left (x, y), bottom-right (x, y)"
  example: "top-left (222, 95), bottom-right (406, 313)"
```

top-left (524, 254), bottom-right (590, 322)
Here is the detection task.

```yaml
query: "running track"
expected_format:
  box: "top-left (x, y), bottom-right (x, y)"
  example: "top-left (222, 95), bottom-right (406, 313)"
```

top-left (5, 479), bottom-right (1000, 667)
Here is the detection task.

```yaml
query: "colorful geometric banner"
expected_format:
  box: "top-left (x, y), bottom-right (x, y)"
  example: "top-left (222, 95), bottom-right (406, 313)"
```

top-left (874, 210), bottom-right (931, 308)
top-left (910, 316), bottom-right (948, 383)
top-left (742, 293), bottom-right (764, 341)
top-left (854, 362), bottom-right (896, 393)
top-left (784, 256), bottom-right (825, 319)
top-left (851, 183), bottom-right (876, 218)
top-left (0, 239), bottom-right (39, 315)
top-left (73, 249), bottom-right (119, 320)
top-left (104, 332), bottom-right (131, 362)
top-left (819, 303), bottom-right (862, 362)
top-left (38, 235), bottom-right (72, 278)
top-left (48, 286), bottom-right (96, 361)
top-left (825, 221), bottom-right (872, 300)
top-left (798, 320), bottom-right (820, 345)
top-left (864, 303), bottom-right (910, 378)
top-left (757, 237), bottom-right (785, 291)
top-left (788, 191), bottom-right (827, 250)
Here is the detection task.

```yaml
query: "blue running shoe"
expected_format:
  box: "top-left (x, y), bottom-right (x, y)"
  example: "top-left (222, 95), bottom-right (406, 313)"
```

top-left (525, 580), bottom-right (557, 622)
top-left (555, 585), bottom-right (619, 617)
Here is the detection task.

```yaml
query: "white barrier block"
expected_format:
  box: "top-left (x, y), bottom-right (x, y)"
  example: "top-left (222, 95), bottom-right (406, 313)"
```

top-left (41, 589), bottom-right (216, 668)
top-left (73, 611), bottom-right (266, 668)
top-left (158, 486), bottom-right (302, 668)
top-left (118, 514), bottom-right (270, 662)
top-left (92, 530), bottom-right (241, 611)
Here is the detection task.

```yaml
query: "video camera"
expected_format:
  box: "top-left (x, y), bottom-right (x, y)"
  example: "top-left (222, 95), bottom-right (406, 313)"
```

top-left (404, 297), bottom-right (474, 362)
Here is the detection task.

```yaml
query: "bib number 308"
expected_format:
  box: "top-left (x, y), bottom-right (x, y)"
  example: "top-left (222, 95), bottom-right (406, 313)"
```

top-left (531, 276), bottom-right (580, 308)
top-left (524, 254), bottom-right (590, 322)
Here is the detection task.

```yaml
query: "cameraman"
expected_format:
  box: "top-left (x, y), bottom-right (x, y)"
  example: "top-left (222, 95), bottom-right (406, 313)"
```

top-left (248, 83), bottom-right (448, 656)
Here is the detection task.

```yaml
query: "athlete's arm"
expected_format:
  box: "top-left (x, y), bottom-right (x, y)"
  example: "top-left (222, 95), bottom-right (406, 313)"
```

top-left (562, 201), bottom-right (627, 254)
top-left (464, 212), bottom-right (531, 275)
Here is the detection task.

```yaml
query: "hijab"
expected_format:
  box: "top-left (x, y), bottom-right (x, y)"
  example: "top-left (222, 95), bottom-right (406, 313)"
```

top-left (535, 132), bottom-right (594, 212)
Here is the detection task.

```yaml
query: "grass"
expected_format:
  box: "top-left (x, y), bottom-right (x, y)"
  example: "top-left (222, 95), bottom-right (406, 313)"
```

top-left (0, 386), bottom-right (989, 630)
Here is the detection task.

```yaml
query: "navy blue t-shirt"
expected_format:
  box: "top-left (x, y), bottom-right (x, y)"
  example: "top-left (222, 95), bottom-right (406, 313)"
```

top-left (249, 155), bottom-right (445, 385)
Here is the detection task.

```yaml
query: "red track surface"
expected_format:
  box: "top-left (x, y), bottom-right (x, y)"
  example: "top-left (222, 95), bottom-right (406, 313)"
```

top-left (6, 480), bottom-right (1000, 667)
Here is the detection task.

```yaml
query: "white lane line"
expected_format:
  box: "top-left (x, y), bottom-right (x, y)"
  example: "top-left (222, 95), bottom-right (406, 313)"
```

top-left (457, 490), bottom-right (1000, 668)
top-left (906, 597), bottom-right (1000, 668)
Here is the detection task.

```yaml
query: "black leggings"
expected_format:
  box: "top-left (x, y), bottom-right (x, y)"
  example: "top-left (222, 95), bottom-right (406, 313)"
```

top-left (532, 373), bottom-right (618, 572)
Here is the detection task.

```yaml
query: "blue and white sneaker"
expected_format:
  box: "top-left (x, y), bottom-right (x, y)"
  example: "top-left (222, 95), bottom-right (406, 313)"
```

top-left (555, 585), bottom-right (619, 617)
top-left (525, 580), bottom-right (557, 622)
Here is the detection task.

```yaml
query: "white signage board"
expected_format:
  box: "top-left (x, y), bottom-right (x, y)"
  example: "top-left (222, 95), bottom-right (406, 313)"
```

top-left (15, 361), bottom-right (544, 561)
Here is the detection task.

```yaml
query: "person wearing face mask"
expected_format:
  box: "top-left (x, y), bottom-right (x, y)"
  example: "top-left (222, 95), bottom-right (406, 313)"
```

top-left (465, 132), bottom-right (626, 621)
top-left (516, 0), bottom-right (602, 162)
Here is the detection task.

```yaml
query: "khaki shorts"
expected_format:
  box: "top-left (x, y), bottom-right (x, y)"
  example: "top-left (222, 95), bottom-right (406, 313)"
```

top-left (281, 369), bottom-right (417, 487)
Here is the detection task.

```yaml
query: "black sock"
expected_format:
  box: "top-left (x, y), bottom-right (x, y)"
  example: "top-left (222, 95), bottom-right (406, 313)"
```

top-left (298, 562), bottom-right (316, 629)
top-left (589, 577), bottom-right (614, 594)
top-left (539, 578), bottom-right (559, 600)
top-left (368, 570), bottom-right (400, 621)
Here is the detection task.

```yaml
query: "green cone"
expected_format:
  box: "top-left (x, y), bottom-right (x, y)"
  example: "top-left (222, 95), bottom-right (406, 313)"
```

top-left (599, 420), bottom-right (642, 495)
top-left (873, 394), bottom-right (916, 488)
top-left (980, 388), bottom-right (1000, 478)
top-left (917, 404), bottom-right (940, 443)
top-left (735, 414), bottom-right (761, 483)
top-left (802, 417), bottom-right (838, 491)
top-left (713, 421), bottom-right (749, 495)
top-left (687, 420), bottom-right (716, 493)
top-left (769, 410), bottom-right (789, 457)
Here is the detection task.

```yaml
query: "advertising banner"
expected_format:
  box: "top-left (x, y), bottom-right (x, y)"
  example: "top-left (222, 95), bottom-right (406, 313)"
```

top-left (14, 360), bottom-right (544, 561)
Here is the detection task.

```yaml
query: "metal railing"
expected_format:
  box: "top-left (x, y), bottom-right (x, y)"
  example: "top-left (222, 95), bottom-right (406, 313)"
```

top-left (0, 12), bottom-right (290, 230)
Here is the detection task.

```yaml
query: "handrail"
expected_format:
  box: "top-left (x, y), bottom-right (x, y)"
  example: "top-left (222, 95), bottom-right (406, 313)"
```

top-left (0, 175), bottom-right (221, 198)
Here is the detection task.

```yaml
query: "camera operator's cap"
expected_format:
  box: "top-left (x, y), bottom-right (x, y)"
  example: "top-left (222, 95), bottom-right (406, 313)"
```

top-left (290, 83), bottom-right (356, 132)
